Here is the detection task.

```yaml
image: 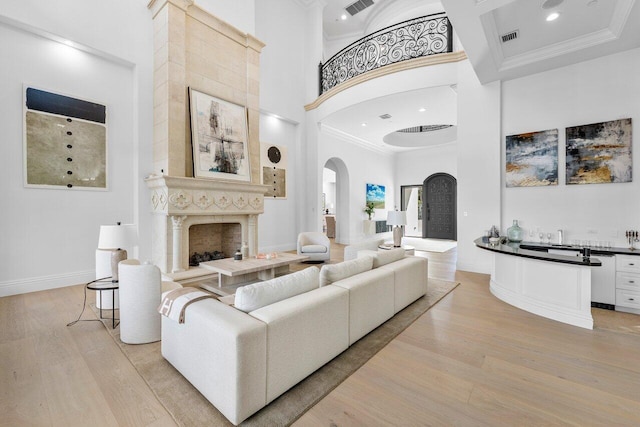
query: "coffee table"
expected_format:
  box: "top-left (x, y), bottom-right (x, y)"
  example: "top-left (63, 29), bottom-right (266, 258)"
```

top-left (199, 252), bottom-right (309, 295)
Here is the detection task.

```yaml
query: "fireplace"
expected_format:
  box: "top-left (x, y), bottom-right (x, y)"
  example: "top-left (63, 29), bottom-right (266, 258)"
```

top-left (146, 1), bottom-right (267, 283)
top-left (145, 175), bottom-right (268, 279)
top-left (188, 223), bottom-right (241, 265)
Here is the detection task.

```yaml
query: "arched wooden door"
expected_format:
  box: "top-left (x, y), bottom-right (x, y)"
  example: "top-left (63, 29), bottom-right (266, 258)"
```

top-left (422, 173), bottom-right (457, 240)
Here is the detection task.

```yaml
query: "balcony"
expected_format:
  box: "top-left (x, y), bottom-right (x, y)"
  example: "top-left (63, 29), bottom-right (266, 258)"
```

top-left (319, 13), bottom-right (453, 96)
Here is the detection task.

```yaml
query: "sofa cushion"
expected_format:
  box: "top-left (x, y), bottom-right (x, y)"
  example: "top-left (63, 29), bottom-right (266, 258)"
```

top-left (301, 244), bottom-right (327, 254)
top-left (358, 247), bottom-right (405, 268)
top-left (234, 267), bottom-right (319, 313)
top-left (319, 256), bottom-right (373, 287)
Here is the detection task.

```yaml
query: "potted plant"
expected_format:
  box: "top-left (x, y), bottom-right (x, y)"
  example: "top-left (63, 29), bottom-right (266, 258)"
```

top-left (364, 202), bottom-right (375, 220)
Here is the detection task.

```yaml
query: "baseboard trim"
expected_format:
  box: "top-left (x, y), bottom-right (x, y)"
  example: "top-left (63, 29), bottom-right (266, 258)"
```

top-left (456, 262), bottom-right (490, 275)
top-left (0, 270), bottom-right (95, 297)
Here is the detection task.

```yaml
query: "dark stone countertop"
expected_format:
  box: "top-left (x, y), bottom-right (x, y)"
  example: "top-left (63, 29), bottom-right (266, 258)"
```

top-left (474, 237), bottom-right (602, 267)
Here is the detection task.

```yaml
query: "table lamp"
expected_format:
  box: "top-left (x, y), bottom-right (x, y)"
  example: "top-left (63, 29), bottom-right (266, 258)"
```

top-left (95, 222), bottom-right (136, 309)
top-left (387, 210), bottom-right (407, 247)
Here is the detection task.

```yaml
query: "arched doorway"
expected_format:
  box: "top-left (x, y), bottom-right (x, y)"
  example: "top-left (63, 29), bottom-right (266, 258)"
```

top-left (422, 173), bottom-right (457, 240)
top-left (323, 158), bottom-right (349, 243)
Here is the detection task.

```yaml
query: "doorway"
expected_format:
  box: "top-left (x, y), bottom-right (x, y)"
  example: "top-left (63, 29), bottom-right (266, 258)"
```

top-left (323, 158), bottom-right (349, 243)
top-left (423, 173), bottom-right (457, 240)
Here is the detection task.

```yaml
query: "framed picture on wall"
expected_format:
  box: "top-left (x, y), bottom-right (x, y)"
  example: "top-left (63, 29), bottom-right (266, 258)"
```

top-left (366, 183), bottom-right (385, 208)
top-left (566, 118), bottom-right (632, 184)
top-left (505, 128), bottom-right (558, 187)
top-left (261, 143), bottom-right (287, 198)
top-left (23, 86), bottom-right (107, 190)
top-left (189, 88), bottom-right (250, 181)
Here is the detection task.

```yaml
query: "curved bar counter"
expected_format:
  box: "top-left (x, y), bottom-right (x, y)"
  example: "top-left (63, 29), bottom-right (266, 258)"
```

top-left (475, 238), bottom-right (601, 330)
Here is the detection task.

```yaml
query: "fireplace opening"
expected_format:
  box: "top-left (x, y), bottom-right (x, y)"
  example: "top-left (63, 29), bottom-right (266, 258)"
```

top-left (189, 222), bottom-right (242, 267)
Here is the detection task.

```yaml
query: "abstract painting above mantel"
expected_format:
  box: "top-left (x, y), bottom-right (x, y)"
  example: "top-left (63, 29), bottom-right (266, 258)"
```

top-left (505, 128), bottom-right (558, 187)
top-left (24, 86), bottom-right (107, 190)
top-left (566, 118), bottom-right (632, 185)
top-left (189, 88), bottom-right (250, 182)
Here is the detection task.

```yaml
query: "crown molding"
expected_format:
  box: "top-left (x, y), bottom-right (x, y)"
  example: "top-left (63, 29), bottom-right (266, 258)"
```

top-left (320, 124), bottom-right (395, 156)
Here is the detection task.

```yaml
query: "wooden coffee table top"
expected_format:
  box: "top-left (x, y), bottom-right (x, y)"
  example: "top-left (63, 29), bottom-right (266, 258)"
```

top-left (199, 252), bottom-right (309, 276)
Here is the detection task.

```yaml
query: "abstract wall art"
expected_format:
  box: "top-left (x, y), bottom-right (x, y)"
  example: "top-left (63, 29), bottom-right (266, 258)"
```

top-left (566, 118), bottom-right (632, 185)
top-left (505, 128), bottom-right (558, 187)
top-left (24, 86), bottom-right (107, 190)
top-left (366, 183), bottom-right (386, 209)
top-left (189, 88), bottom-right (250, 181)
top-left (261, 143), bottom-right (287, 198)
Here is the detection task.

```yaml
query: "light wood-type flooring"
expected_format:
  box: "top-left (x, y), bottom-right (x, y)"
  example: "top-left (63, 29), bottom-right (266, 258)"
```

top-left (3, 241), bottom-right (640, 426)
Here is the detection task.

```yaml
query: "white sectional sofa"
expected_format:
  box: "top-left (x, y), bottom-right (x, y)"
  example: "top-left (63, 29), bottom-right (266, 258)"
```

top-left (161, 248), bottom-right (428, 425)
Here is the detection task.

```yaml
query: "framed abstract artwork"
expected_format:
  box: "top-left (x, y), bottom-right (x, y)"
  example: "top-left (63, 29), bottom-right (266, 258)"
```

top-left (566, 118), bottom-right (632, 185)
top-left (505, 128), bottom-right (558, 187)
top-left (24, 86), bottom-right (107, 190)
top-left (366, 183), bottom-right (385, 208)
top-left (261, 143), bottom-right (287, 198)
top-left (189, 88), bottom-right (250, 181)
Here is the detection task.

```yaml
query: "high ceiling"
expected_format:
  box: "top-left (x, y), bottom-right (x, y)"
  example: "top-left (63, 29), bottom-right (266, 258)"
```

top-left (316, 0), bottom-right (640, 153)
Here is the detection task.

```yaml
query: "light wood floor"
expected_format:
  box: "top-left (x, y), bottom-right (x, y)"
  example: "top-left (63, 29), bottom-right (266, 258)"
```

top-left (3, 242), bottom-right (640, 426)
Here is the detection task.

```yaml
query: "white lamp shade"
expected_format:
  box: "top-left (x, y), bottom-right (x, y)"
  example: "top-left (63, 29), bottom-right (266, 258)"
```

top-left (98, 224), bottom-right (137, 249)
top-left (387, 211), bottom-right (407, 226)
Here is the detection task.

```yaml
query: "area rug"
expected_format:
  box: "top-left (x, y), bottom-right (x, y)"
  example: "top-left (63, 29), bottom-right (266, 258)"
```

top-left (402, 237), bottom-right (457, 253)
top-left (92, 278), bottom-right (459, 426)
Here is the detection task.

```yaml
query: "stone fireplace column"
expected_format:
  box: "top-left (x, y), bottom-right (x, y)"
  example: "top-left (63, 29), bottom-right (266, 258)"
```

top-left (248, 214), bottom-right (258, 257)
top-left (171, 215), bottom-right (187, 273)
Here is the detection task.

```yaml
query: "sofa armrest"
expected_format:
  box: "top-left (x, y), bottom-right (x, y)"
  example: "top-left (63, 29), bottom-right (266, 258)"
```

top-left (161, 299), bottom-right (267, 425)
top-left (379, 256), bottom-right (428, 313)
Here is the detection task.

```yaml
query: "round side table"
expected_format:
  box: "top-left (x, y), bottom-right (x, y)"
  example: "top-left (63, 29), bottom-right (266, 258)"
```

top-left (87, 280), bottom-right (119, 329)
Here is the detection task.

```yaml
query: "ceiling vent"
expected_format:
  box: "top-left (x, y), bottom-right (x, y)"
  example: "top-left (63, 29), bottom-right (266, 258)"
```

top-left (541, 0), bottom-right (564, 9)
top-left (379, 113), bottom-right (392, 119)
top-left (501, 30), bottom-right (519, 43)
top-left (398, 125), bottom-right (453, 133)
top-left (346, 0), bottom-right (374, 16)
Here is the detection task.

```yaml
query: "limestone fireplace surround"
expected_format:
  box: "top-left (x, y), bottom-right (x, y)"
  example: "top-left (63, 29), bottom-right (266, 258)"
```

top-left (146, 175), bottom-right (269, 282)
top-left (145, 1), bottom-right (268, 284)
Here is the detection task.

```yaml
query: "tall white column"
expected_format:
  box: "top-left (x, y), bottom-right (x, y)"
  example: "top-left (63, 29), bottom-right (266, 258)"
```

top-left (171, 215), bottom-right (187, 273)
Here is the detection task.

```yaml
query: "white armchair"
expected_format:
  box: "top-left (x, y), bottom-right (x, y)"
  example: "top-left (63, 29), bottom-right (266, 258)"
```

top-left (118, 259), bottom-right (182, 344)
top-left (297, 232), bottom-right (331, 262)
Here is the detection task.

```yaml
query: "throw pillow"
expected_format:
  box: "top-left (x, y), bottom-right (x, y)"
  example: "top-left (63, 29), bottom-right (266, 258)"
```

top-left (234, 266), bottom-right (319, 312)
top-left (360, 248), bottom-right (405, 268)
top-left (319, 256), bottom-right (373, 287)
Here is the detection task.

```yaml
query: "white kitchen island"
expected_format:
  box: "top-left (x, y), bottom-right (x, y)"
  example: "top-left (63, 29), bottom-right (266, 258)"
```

top-left (475, 238), bottom-right (601, 330)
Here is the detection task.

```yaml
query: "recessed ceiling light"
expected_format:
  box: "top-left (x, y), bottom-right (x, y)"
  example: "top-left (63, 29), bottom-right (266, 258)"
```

top-left (361, 122), bottom-right (367, 127)
top-left (341, 14), bottom-right (347, 20)
top-left (546, 12), bottom-right (560, 21)
top-left (418, 108), bottom-right (426, 112)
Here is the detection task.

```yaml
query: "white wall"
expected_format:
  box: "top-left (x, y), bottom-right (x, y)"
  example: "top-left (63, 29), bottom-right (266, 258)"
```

top-left (257, 113), bottom-right (300, 252)
top-left (195, 0), bottom-right (255, 35)
top-left (395, 143), bottom-right (457, 191)
top-left (456, 60), bottom-right (501, 273)
top-left (255, 0), bottom-right (306, 123)
top-left (0, 0), bottom-right (153, 296)
top-left (318, 131), bottom-right (395, 244)
top-left (502, 48), bottom-right (640, 247)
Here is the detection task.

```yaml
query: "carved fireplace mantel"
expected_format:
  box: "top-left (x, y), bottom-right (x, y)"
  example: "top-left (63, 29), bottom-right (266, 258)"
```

top-left (145, 175), bottom-right (269, 276)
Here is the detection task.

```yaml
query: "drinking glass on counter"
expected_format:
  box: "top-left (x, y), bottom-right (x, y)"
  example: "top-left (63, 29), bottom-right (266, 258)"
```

top-left (546, 233), bottom-right (552, 244)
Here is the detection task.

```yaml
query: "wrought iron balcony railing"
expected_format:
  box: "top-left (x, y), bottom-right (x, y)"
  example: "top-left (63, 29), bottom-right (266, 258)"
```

top-left (319, 13), bottom-right (453, 95)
